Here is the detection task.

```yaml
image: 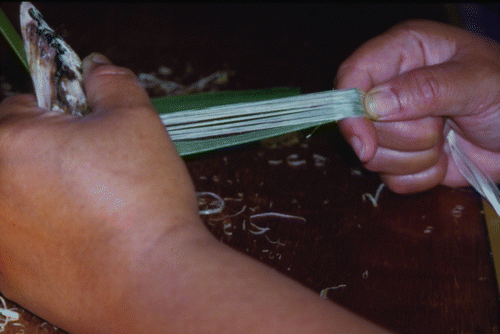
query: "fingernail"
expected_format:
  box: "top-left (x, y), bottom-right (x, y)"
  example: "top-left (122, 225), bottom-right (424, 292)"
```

top-left (349, 135), bottom-right (365, 161)
top-left (81, 52), bottom-right (111, 75)
top-left (364, 86), bottom-right (400, 119)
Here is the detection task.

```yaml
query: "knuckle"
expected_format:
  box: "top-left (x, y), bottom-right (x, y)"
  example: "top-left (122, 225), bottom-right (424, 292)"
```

top-left (390, 19), bottom-right (435, 36)
top-left (377, 117), bottom-right (442, 151)
top-left (404, 69), bottom-right (441, 109)
top-left (91, 64), bottom-right (138, 84)
top-left (406, 118), bottom-right (442, 150)
top-left (336, 61), bottom-right (365, 86)
top-left (386, 23), bottom-right (416, 43)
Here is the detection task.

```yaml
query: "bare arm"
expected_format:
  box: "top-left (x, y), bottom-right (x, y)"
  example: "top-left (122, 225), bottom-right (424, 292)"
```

top-left (0, 54), bottom-right (390, 334)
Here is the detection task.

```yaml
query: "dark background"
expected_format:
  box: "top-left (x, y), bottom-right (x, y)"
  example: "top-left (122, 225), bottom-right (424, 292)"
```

top-left (2, 3), bottom-right (451, 96)
top-left (1, 3), bottom-right (499, 334)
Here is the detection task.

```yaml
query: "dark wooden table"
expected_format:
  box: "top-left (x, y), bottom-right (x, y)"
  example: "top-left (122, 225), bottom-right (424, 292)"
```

top-left (1, 3), bottom-right (498, 333)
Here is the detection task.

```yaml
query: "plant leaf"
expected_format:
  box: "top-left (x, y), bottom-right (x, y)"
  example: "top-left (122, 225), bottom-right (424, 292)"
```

top-left (151, 87), bottom-right (307, 156)
top-left (151, 87), bottom-right (301, 113)
top-left (1, 4), bottom-right (357, 158)
top-left (0, 6), bottom-right (29, 72)
top-left (174, 121), bottom-right (325, 156)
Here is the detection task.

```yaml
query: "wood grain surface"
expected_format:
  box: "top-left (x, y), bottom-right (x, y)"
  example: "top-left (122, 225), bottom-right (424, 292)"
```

top-left (0, 3), bottom-right (498, 333)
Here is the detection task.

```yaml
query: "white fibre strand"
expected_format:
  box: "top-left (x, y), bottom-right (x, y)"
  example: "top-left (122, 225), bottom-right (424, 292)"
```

top-left (197, 192), bottom-right (225, 215)
top-left (160, 89), bottom-right (361, 124)
top-left (161, 89), bottom-right (365, 140)
top-left (446, 129), bottom-right (500, 216)
top-left (167, 107), bottom-right (339, 140)
top-left (0, 296), bottom-right (20, 332)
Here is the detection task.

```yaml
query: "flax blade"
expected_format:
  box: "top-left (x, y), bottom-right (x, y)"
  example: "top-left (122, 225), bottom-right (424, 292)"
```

top-left (151, 87), bottom-right (301, 113)
top-left (157, 88), bottom-right (366, 156)
top-left (152, 87), bottom-right (309, 156)
top-left (0, 6), bottom-right (29, 72)
top-left (0, 5), bottom-right (356, 157)
top-left (174, 121), bottom-right (325, 156)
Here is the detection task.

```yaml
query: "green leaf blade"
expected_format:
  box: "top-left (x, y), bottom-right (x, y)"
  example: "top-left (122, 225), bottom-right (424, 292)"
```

top-left (0, 7), bottom-right (29, 72)
top-left (152, 87), bottom-right (306, 156)
top-left (151, 87), bottom-right (301, 114)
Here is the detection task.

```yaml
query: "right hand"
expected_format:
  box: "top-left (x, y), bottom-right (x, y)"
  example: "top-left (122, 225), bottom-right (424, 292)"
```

top-left (336, 20), bottom-right (500, 193)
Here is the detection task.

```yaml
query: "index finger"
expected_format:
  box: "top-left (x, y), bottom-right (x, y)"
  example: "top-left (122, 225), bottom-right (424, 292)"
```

top-left (335, 20), bottom-right (460, 91)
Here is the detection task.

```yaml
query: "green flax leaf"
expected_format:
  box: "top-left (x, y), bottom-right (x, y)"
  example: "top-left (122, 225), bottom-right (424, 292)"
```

top-left (0, 6), bottom-right (29, 72)
top-left (2, 4), bottom-right (365, 158)
top-left (154, 88), bottom-right (366, 157)
top-left (152, 88), bottom-right (306, 156)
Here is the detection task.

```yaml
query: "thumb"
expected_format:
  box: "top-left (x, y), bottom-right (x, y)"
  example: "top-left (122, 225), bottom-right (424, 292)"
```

top-left (364, 59), bottom-right (500, 121)
top-left (81, 53), bottom-right (153, 116)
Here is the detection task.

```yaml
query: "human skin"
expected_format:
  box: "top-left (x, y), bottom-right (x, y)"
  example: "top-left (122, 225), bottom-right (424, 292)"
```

top-left (336, 20), bottom-right (500, 194)
top-left (0, 54), bottom-right (390, 333)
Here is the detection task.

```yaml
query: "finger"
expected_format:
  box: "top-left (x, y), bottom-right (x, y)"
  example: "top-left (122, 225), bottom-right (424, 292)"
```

top-left (363, 58), bottom-right (500, 121)
top-left (335, 19), bottom-right (500, 122)
top-left (80, 53), bottom-right (182, 166)
top-left (338, 116), bottom-right (442, 162)
top-left (374, 117), bottom-right (443, 152)
top-left (335, 20), bottom-right (460, 162)
top-left (381, 151), bottom-right (448, 194)
top-left (338, 117), bottom-right (377, 162)
top-left (364, 143), bottom-right (441, 175)
top-left (81, 53), bottom-right (154, 117)
top-left (335, 20), bottom-right (460, 91)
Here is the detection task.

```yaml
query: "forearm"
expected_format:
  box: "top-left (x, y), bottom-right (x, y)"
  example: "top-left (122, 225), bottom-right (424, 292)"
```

top-left (111, 223), bottom-right (391, 334)
top-left (0, 52), bottom-right (391, 333)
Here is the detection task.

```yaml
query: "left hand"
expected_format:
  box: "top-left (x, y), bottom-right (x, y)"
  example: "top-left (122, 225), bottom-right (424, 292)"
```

top-left (0, 53), bottom-right (203, 333)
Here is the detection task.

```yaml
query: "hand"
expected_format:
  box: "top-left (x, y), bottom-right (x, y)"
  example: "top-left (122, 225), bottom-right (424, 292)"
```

top-left (336, 20), bottom-right (500, 193)
top-left (0, 53), bottom-right (203, 333)
top-left (0, 54), bottom-right (390, 334)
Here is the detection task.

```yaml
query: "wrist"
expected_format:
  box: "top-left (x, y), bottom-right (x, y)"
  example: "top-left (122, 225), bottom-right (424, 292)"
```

top-left (50, 214), bottom-right (208, 334)
top-left (99, 218), bottom-right (211, 333)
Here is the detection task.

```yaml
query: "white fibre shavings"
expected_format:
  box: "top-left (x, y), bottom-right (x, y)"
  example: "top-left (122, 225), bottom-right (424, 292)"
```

top-left (223, 222), bottom-right (233, 236)
top-left (261, 249), bottom-right (282, 260)
top-left (268, 159), bottom-right (283, 166)
top-left (248, 222), bottom-right (286, 247)
top-left (350, 167), bottom-right (363, 177)
top-left (138, 69), bottom-right (230, 96)
top-left (264, 235), bottom-right (286, 247)
top-left (250, 212), bottom-right (306, 225)
top-left (362, 270), bottom-right (369, 279)
top-left (312, 153), bottom-right (327, 168)
top-left (208, 205), bottom-right (247, 223)
top-left (286, 154), bottom-right (306, 168)
top-left (197, 192), bottom-right (225, 215)
top-left (319, 285), bottom-right (347, 300)
top-left (362, 183), bottom-right (385, 208)
top-left (157, 66), bottom-right (172, 76)
top-left (247, 222), bottom-right (271, 235)
top-left (451, 204), bottom-right (464, 222)
top-left (0, 296), bottom-right (20, 332)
